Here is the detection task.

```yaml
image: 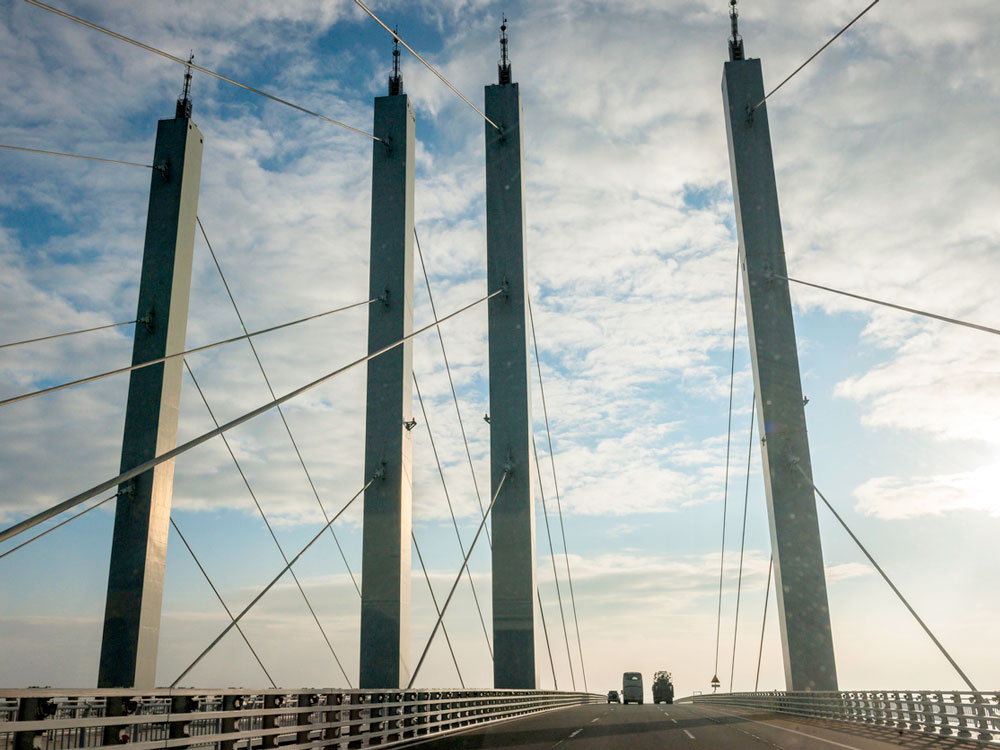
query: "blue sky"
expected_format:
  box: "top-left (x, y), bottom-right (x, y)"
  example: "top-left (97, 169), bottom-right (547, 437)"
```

top-left (1, 0), bottom-right (999, 696)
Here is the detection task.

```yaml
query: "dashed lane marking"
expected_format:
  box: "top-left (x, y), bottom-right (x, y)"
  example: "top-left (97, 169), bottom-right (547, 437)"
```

top-left (569, 729), bottom-right (583, 738)
top-left (683, 729), bottom-right (695, 739)
top-left (699, 706), bottom-right (868, 750)
top-left (590, 717), bottom-right (600, 723)
top-left (671, 719), bottom-right (678, 724)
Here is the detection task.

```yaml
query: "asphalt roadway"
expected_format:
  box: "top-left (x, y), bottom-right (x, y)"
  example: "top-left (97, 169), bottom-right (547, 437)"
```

top-left (412, 702), bottom-right (987, 749)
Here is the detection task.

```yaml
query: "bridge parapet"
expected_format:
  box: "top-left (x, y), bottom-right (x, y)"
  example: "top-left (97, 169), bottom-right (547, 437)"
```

top-left (681, 690), bottom-right (1000, 745)
top-left (0, 688), bottom-right (602, 750)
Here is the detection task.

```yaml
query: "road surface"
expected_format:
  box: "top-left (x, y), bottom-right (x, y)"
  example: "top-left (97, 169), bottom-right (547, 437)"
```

top-left (413, 702), bottom-right (984, 749)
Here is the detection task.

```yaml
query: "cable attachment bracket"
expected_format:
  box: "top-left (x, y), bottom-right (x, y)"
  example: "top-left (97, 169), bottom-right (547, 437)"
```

top-left (117, 477), bottom-right (137, 499)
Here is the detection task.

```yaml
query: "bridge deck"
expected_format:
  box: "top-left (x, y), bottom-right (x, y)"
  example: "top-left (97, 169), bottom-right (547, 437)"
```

top-left (414, 702), bottom-right (985, 749)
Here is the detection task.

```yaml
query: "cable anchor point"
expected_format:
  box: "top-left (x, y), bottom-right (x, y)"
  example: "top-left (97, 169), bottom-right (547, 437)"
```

top-left (498, 17), bottom-right (512, 84)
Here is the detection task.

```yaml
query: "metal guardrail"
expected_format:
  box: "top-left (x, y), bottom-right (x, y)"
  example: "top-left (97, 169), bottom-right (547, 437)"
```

top-left (682, 690), bottom-right (1000, 745)
top-left (0, 688), bottom-right (603, 750)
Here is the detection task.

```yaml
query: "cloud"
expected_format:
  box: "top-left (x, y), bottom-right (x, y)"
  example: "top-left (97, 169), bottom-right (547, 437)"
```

top-left (854, 464), bottom-right (1000, 520)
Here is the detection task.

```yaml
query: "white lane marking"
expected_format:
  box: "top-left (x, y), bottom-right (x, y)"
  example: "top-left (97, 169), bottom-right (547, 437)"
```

top-left (683, 729), bottom-right (695, 739)
top-left (704, 706), bottom-right (868, 750)
top-left (671, 718), bottom-right (678, 724)
top-left (663, 710), bottom-right (670, 715)
top-left (569, 729), bottom-right (582, 738)
top-left (590, 717), bottom-right (600, 723)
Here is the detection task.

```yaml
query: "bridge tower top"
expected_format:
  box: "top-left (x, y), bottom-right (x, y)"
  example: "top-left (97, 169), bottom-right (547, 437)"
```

top-left (729, 0), bottom-right (745, 61)
top-left (175, 53), bottom-right (194, 118)
top-left (388, 30), bottom-right (403, 95)
top-left (498, 17), bottom-right (512, 84)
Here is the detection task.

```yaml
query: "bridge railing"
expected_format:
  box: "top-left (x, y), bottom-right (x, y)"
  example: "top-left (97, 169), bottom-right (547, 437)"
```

top-left (681, 690), bottom-right (1000, 745)
top-left (0, 688), bottom-right (602, 750)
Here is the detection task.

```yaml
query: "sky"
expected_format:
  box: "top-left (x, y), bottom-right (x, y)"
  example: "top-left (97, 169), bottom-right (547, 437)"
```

top-left (1, 0), bottom-right (998, 698)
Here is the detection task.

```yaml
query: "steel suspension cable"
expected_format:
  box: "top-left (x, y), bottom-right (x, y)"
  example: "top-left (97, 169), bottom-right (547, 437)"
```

top-left (184, 361), bottom-right (352, 686)
top-left (198, 217), bottom-right (361, 597)
top-left (0, 143), bottom-right (159, 170)
top-left (536, 586), bottom-right (558, 689)
top-left (526, 294), bottom-right (588, 691)
top-left (775, 273), bottom-right (1000, 337)
top-left (408, 470), bottom-right (509, 689)
top-left (412, 372), bottom-right (493, 658)
top-left (169, 516), bottom-right (276, 688)
top-left (0, 319), bottom-right (136, 350)
top-left (412, 530), bottom-right (464, 687)
top-left (728, 396), bottom-right (756, 692)
top-left (0, 290), bottom-right (501, 545)
top-left (353, 2), bottom-right (500, 131)
top-left (0, 299), bottom-right (376, 408)
top-left (754, 555), bottom-right (772, 692)
top-left (171, 477), bottom-right (374, 688)
top-left (0, 492), bottom-right (116, 562)
top-left (714, 250), bottom-right (741, 685)
top-left (24, 1), bottom-right (379, 141)
top-left (532, 434), bottom-right (575, 690)
top-left (752, 0), bottom-right (882, 111)
top-left (793, 462), bottom-right (979, 692)
top-left (414, 228), bottom-right (491, 547)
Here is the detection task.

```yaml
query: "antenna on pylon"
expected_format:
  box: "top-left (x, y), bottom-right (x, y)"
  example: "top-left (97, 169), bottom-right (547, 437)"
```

top-left (729, 0), bottom-right (745, 61)
top-left (176, 52), bottom-right (194, 118)
top-left (498, 17), bottom-right (512, 84)
top-left (388, 29), bottom-right (403, 95)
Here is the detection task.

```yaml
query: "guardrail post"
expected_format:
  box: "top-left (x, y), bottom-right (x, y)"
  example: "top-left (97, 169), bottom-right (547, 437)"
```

top-left (387, 691), bottom-right (402, 742)
top-left (348, 693), bottom-right (364, 748)
top-left (907, 692), bottom-right (922, 730)
top-left (935, 692), bottom-right (953, 736)
top-left (98, 98), bottom-right (203, 689)
top-left (721, 48), bottom-right (838, 692)
top-left (954, 692), bottom-right (973, 738)
top-left (101, 696), bottom-right (127, 746)
top-left (416, 691), bottom-right (429, 736)
top-left (220, 694), bottom-right (241, 750)
top-left (401, 691), bottom-right (415, 739)
top-left (296, 693), bottom-right (314, 745)
top-left (322, 693), bottom-right (343, 748)
top-left (169, 695), bottom-right (194, 750)
top-left (922, 693), bottom-right (938, 735)
top-left (973, 693), bottom-right (994, 742)
top-left (261, 694), bottom-right (280, 749)
top-left (896, 692), bottom-right (907, 728)
top-left (15, 697), bottom-right (42, 750)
